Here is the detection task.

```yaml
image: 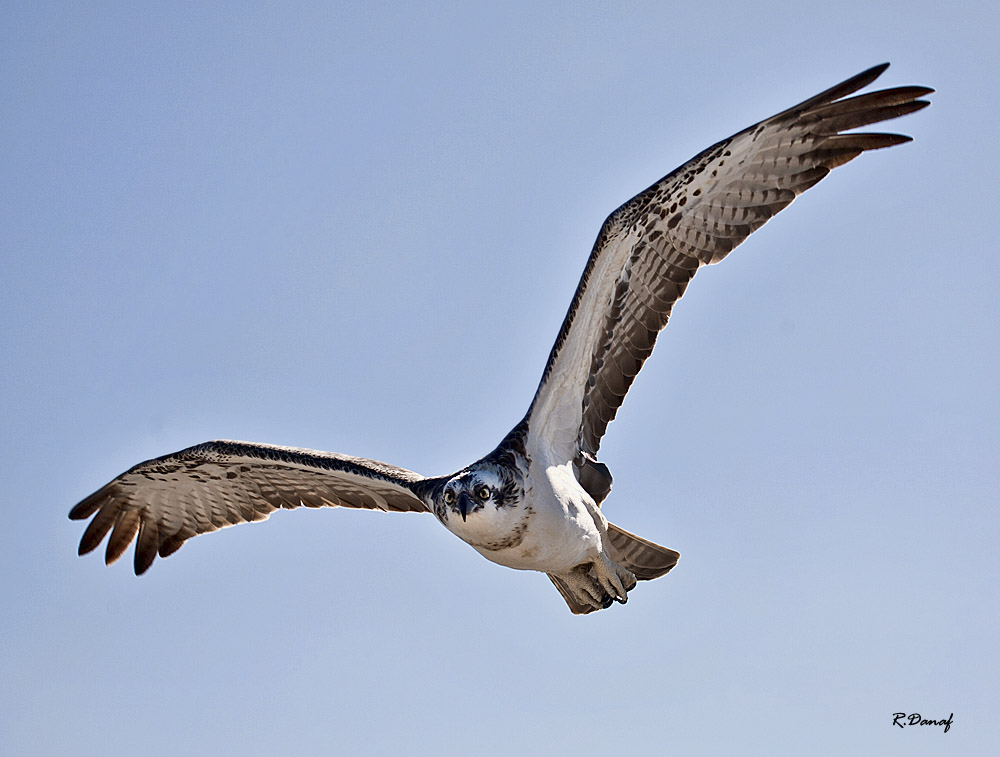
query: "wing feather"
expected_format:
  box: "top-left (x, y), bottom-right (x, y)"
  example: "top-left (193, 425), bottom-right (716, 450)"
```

top-left (105, 509), bottom-right (140, 565)
top-left (526, 64), bottom-right (931, 461)
top-left (69, 440), bottom-right (431, 574)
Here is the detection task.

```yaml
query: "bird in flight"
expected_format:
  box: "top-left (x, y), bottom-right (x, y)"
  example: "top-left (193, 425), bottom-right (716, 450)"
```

top-left (70, 64), bottom-right (931, 613)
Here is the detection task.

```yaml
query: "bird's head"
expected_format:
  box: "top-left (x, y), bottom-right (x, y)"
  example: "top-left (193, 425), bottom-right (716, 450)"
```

top-left (439, 463), bottom-right (517, 524)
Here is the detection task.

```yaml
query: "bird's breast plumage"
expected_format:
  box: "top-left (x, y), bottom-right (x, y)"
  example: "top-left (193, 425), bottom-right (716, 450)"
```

top-left (446, 456), bottom-right (603, 573)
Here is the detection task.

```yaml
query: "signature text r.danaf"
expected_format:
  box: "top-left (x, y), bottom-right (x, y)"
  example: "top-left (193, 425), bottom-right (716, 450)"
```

top-left (892, 712), bottom-right (953, 733)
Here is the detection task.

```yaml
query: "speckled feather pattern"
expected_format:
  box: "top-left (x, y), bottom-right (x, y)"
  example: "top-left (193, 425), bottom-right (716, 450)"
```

top-left (527, 63), bottom-right (932, 459)
top-left (69, 441), bottom-right (429, 574)
top-left (68, 65), bottom-right (930, 613)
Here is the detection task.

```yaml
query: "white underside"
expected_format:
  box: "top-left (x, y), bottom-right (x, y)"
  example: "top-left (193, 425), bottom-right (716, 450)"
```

top-left (444, 450), bottom-right (608, 576)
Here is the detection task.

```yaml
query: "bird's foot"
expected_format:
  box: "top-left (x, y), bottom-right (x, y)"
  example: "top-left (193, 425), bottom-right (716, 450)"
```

top-left (592, 553), bottom-right (637, 604)
top-left (557, 557), bottom-right (637, 611)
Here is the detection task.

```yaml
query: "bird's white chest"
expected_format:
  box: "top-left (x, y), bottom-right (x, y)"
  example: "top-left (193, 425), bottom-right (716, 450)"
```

top-left (448, 459), bottom-right (604, 574)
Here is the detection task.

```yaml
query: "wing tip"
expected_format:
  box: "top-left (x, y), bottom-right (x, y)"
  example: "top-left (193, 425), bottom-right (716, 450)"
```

top-left (862, 61), bottom-right (891, 81)
top-left (134, 554), bottom-right (155, 575)
top-left (861, 63), bottom-right (935, 96)
top-left (781, 62), bottom-right (932, 121)
top-left (854, 132), bottom-right (915, 149)
top-left (69, 492), bottom-right (103, 521)
top-left (832, 62), bottom-right (890, 99)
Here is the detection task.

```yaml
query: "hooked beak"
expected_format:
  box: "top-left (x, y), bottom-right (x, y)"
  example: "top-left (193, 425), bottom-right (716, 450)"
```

top-left (458, 492), bottom-right (472, 522)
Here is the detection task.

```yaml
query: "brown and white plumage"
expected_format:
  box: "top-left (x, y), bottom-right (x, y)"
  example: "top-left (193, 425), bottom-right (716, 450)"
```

top-left (70, 64), bottom-right (931, 613)
top-left (69, 441), bottom-right (429, 574)
top-left (527, 63), bottom-right (932, 465)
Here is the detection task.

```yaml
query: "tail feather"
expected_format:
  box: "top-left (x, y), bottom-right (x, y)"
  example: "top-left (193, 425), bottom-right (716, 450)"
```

top-left (546, 525), bottom-right (679, 615)
top-left (605, 523), bottom-right (679, 581)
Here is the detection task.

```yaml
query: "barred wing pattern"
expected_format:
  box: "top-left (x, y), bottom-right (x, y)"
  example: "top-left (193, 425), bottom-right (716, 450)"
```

top-left (526, 63), bottom-right (931, 460)
top-left (69, 440), bottom-right (430, 574)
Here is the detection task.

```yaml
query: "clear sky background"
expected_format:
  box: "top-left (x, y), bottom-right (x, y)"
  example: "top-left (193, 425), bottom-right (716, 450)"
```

top-left (2, 2), bottom-right (996, 755)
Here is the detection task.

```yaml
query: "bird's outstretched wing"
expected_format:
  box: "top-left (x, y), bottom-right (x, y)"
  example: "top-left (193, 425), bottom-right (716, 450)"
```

top-left (526, 63), bottom-right (931, 462)
top-left (69, 440), bottom-right (430, 574)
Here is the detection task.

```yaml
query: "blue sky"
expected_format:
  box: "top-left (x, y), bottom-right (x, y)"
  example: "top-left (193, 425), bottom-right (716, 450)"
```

top-left (2, 1), bottom-right (997, 754)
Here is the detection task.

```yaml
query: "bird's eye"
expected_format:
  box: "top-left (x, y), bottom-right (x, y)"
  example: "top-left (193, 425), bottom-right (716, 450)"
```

top-left (477, 486), bottom-right (491, 500)
top-left (444, 490), bottom-right (455, 504)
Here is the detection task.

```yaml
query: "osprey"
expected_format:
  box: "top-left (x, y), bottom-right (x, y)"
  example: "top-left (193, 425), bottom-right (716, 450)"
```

top-left (70, 64), bottom-right (931, 614)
